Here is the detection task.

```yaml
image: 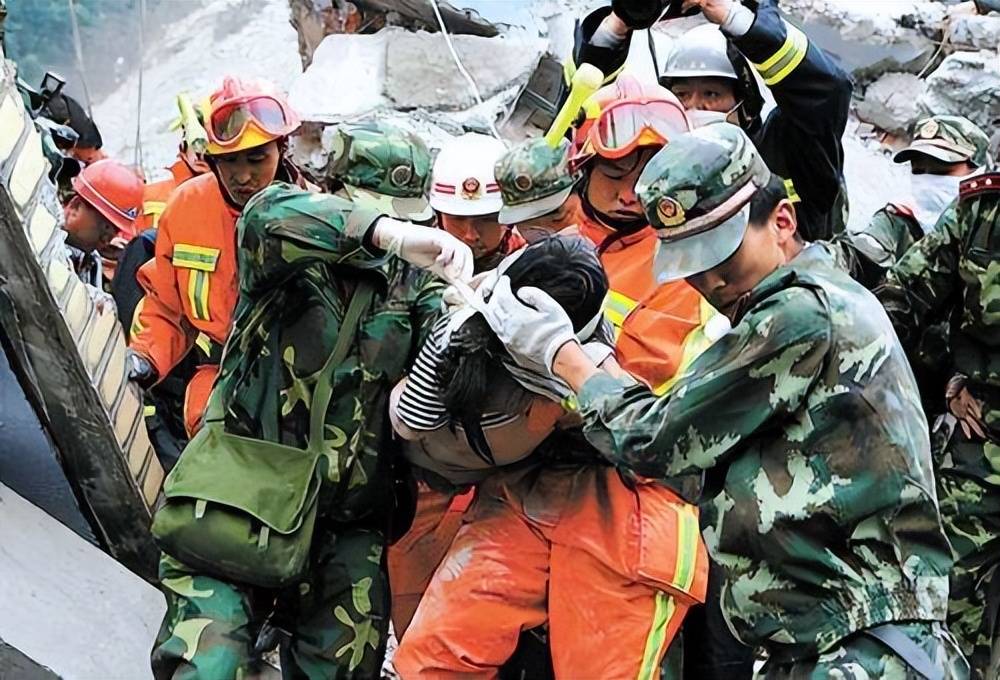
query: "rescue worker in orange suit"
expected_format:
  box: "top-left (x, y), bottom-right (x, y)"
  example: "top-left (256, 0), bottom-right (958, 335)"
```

top-left (127, 76), bottom-right (304, 439)
top-left (393, 111), bottom-right (712, 677)
top-left (61, 158), bottom-right (144, 290)
top-left (138, 134), bottom-right (210, 232)
top-left (565, 0), bottom-right (852, 243)
top-left (388, 131), bottom-right (524, 640)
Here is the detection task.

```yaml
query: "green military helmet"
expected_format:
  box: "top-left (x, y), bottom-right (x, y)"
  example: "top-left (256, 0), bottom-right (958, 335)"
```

top-left (636, 122), bottom-right (771, 281)
top-left (327, 121), bottom-right (433, 222)
top-left (894, 115), bottom-right (990, 168)
top-left (495, 137), bottom-right (580, 225)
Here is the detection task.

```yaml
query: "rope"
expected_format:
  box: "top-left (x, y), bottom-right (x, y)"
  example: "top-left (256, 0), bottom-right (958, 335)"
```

top-left (66, 0), bottom-right (94, 117)
top-left (427, 0), bottom-right (503, 141)
top-left (133, 0), bottom-right (147, 169)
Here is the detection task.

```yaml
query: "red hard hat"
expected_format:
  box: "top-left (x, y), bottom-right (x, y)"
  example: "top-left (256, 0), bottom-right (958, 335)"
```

top-left (204, 76), bottom-right (300, 156)
top-left (71, 159), bottom-right (144, 238)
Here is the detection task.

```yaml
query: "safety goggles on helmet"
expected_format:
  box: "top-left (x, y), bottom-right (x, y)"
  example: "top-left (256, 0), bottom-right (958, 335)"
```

top-left (588, 99), bottom-right (691, 160)
top-left (207, 96), bottom-right (294, 148)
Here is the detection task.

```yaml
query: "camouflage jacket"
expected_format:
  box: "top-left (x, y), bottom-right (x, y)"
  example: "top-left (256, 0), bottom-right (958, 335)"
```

top-left (577, 245), bottom-right (951, 660)
top-left (215, 183), bottom-right (443, 522)
top-left (878, 176), bottom-right (1000, 454)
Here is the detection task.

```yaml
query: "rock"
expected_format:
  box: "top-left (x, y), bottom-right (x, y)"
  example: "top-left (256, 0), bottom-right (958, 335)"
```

top-left (288, 31), bottom-right (389, 123)
top-left (949, 14), bottom-right (1000, 49)
top-left (384, 31), bottom-right (545, 110)
top-left (856, 73), bottom-right (927, 135)
top-left (776, 0), bottom-right (946, 82)
top-left (918, 50), bottom-right (1000, 129)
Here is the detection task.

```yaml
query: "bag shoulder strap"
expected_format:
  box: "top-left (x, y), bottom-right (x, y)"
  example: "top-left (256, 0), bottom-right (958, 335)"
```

top-left (307, 280), bottom-right (376, 452)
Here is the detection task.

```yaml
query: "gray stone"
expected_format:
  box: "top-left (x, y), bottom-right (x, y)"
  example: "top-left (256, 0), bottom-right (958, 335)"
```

top-left (856, 73), bottom-right (928, 135)
top-left (385, 31), bottom-right (545, 110)
top-left (949, 14), bottom-right (1000, 50)
top-left (919, 50), bottom-right (1000, 129)
top-left (0, 483), bottom-right (165, 679)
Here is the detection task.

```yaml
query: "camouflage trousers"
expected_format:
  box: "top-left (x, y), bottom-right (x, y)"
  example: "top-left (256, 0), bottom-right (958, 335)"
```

top-left (760, 622), bottom-right (968, 679)
top-left (937, 467), bottom-right (1000, 679)
top-left (151, 525), bottom-right (389, 680)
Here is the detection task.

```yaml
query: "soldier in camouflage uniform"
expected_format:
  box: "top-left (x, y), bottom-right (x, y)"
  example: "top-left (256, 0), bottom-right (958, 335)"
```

top-left (836, 116), bottom-right (990, 290)
top-left (495, 137), bottom-right (583, 243)
top-left (327, 122), bottom-right (434, 224)
top-left (151, 128), bottom-right (473, 679)
top-left (877, 153), bottom-right (1000, 678)
top-left (481, 123), bottom-right (968, 678)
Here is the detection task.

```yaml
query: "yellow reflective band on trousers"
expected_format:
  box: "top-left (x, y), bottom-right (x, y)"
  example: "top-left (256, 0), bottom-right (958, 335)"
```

top-left (604, 289), bottom-right (638, 333)
top-left (186, 270), bottom-right (211, 321)
top-left (753, 22), bottom-right (809, 86)
top-left (655, 298), bottom-right (721, 396)
top-left (195, 333), bottom-right (213, 357)
top-left (637, 591), bottom-right (676, 680)
top-left (672, 504), bottom-right (701, 594)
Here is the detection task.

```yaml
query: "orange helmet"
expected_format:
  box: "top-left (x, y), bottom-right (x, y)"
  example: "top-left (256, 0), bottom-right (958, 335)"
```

top-left (571, 75), bottom-right (690, 171)
top-left (204, 76), bottom-right (300, 156)
top-left (71, 159), bottom-right (144, 238)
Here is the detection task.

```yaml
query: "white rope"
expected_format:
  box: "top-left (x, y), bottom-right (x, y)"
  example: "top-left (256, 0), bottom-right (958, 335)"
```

top-left (427, 0), bottom-right (503, 141)
top-left (133, 0), bottom-right (147, 169)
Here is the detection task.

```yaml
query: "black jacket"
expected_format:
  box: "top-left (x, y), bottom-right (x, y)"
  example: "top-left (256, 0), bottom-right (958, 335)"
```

top-left (564, 1), bottom-right (853, 241)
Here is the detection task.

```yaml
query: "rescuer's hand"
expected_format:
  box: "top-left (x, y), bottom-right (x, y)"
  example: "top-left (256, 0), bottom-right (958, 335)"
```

top-left (372, 217), bottom-right (474, 284)
top-left (481, 276), bottom-right (576, 374)
top-left (126, 349), bottom-right (158, 390)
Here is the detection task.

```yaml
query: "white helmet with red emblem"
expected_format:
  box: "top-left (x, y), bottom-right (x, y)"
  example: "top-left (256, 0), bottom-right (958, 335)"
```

top-left (429, 132), bottom-right (506, 216)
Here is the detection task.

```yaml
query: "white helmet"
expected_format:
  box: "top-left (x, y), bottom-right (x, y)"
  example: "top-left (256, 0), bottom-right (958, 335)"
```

top-left (430, 133), bottom-right (506, 216)
top-left (661, 24), bottom-right (738, 81)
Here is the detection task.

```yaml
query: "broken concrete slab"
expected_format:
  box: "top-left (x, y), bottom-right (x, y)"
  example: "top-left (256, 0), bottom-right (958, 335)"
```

top-left (777, 0), bottom-right (946, 82)
top-left (949, 13), bottom-right (1000, 49)
top-left (384, 31), bottom-right (545, 110)
top-left (856, 72), bottom-right (927, 135)
top-left (919, 50), bottom-right (1000, 129)
top-left (289, 30), bottom-right (388, 123)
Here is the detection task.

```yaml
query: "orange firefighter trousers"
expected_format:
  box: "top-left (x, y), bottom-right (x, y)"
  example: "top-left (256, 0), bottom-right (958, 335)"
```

top-left (394, 466), bottom-right (709, 679)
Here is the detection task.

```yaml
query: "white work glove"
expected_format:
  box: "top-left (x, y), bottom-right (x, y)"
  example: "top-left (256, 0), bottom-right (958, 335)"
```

top-left (480, 276), bottom-right (577, 374)
top-left (372, 217), bottom-right (474, 284)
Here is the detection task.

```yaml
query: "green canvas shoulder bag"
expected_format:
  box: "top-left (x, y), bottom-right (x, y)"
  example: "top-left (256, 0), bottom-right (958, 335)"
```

top-left (151, 281), bottom-right (375, 588)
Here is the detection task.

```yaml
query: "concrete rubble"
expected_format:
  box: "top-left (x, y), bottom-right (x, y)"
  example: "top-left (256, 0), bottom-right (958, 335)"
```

top-left (918, 50), bottom-right (1000, 129)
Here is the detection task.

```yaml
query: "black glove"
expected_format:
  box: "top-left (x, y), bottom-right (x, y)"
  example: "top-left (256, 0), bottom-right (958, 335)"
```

top-left (611, 0), bottom-right (670, 29)
top-left (126, 349), bottom-right (158, 390)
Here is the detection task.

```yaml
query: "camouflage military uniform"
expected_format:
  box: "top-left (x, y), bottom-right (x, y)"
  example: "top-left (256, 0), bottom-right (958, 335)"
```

top-left (878, 172), bottom-right (1000, 677)
top-left (327, 122), bottom-right (433, 223)
top-left (574, 124), bottom-right (964, 677)
top-left (152, 141), bottom-right (443, 677)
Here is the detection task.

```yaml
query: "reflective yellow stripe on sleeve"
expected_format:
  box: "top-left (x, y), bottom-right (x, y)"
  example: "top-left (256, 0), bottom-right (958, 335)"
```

top-left (784, 178), bottom-right (802, 204)
top-left (172, 244), bottom-right (221, 272)
top-left (186, 269), bottom-right (211, 321)
top-left (655, 298), bottom-right (723, 396)
top-left (129, 298), bottom-right (145, 342)
top-left (752, 22), bottom-right (809, 86)
top-left (144, 200), bottom-right (167, 228)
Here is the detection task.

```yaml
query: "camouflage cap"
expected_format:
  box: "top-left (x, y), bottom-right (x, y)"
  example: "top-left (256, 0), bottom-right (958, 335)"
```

top-left (327, 122), bottom-right (433, 222)
top-left (636, 122), bottom-right (771, 281)
top-left (495, 137), bottom-right (580, 225)
top-left (894, 115), bottom-right (990, 167)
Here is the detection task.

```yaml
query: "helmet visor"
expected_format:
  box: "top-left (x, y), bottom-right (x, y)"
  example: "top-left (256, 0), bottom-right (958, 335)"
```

top-left (209, 97), bottom-right (291, 146)
top-left (591, 100), bottom-right (690, 160)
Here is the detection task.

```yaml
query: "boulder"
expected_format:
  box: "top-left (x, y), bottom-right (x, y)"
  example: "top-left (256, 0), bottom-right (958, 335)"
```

top-left (918, 50), bottom-right (1000, 129)
top-left (856, 72), bottom-right (927, 135)
top-left (949, 14), bottom-right (1000, 50)
top-left (384, 31), bottom-right (545, 110)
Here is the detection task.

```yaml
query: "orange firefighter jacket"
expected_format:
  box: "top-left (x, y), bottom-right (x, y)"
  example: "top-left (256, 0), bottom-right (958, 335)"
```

top-left (131, 172), bottom-right (239, 380)
top-left (580, 217), bottom-right (718, 395)
top-left (137, 156), bottom-right (202, 232)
